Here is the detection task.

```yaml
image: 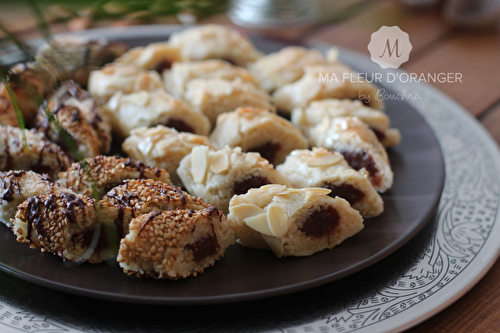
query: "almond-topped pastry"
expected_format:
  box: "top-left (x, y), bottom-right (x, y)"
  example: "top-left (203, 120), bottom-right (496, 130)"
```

top-left (177, 146), bottom-right (291, 213)
top-left (309, 117), bottom-right (393, 192)
top-left (102, 89), bottom-right (210, 140)
top-left (12, 192), bottom-right (119, 263)
top-left (248, 46), bottom-right (325, 92)
top-left (31, 81), bottom-right (112, 158)
top-left (272, 63), bottom-right (383, 115)
top-left (122, 125), bottom-right (215, 187)
top-left (0, 63), bottom-right (57, 126)
top-left (57, 156), bottom-right (171, 198)
top-left (183, 77), bottom-right (275, 127)
top-left (227, 185), bottom-right (364, 258)
top-left (168, 24), bottom-right (263, 66)
top-left (164, 59), bottom-right (260, 99)
top-left (0, 171), bottom-right (73, 227)
top-left (0, 126), bottom-right (73, 180)
top-left (100, 179), bottom-right (210, 236)
top-left (277, 148), bottom-right (383, 217)
top-left (117, 208), bottom-right (235, 279)
top-left (35, 35), bottom-right (128, 87)
top-left (88, 64), bottom-right (165, 105)
top-left (114, 42), bottom-right (181, 72)
top-left (292, 99), bottom-right (401, 148)
top-left (210, 107), bottom-right (308, 166)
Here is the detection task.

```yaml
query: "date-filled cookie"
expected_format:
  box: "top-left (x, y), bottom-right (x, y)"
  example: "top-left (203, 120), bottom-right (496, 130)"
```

top-left (210, 107), bottom-right (308, 165)
top-left (168, 24), bottom-right (262, 66)
top-left (272, 63), bottom-right (383, 116)
top-left (277, 148), bottom-right (383, 217)
top-left (102, 89), bottom-right (210, 139)
top-left (227, 185), bottom-right (364, 257)
top-left (177, 146), bottom-right (291, 213)
top-left (309, 117), bottom-right (393, 192)
top-left (122, 125), bottom-right (215, 187)
top-left (114, 42), bottom-right (181, 72)
top-left (117, 208), bottom-right (235, 279)
top-left (292, 99), bottom-right (400, 147)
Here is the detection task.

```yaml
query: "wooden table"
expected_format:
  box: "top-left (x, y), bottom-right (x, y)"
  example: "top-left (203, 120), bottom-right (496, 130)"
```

top-left (1, 0), bottom-right (499, 331)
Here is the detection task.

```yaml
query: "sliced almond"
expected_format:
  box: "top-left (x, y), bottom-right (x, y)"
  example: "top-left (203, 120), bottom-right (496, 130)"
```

top-left (267, 204), bottom-right (288, 237)
top-left (210, 151), bottom-right (229, 174)
top-left (306, 153), bottom-right (343, 167)
top-left (244, 152), bottom-right (260, 165)
top-left (229, 203), bottom-right (264, 226)
top-left (311, 147), bottom-right (329, 157)
top-left (307, 187), bottom-right (332, 196)
top-left (191, 146), bottom-right (208, 183)
top-left (244, 212), bottom-right (273, 236)
top-left (262, 184), bottom-right (287, 195)
top-left (262, 234), bottom-right (284, 258)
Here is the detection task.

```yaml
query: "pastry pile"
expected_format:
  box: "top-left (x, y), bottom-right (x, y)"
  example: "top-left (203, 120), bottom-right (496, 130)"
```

top-left (0, 24), bottom-right (401, 279)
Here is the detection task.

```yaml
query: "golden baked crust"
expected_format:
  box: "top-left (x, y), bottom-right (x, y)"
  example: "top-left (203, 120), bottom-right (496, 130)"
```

top-left (117, 208), bottom-right (235, 279)
top-left (114, 42), bottom-right (181, 72)
top-left (57, 155), bottom-right (171, 198)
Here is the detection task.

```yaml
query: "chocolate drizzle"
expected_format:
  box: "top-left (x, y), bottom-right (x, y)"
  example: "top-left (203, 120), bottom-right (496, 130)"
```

top-left (26, 197), bottom-right (43, 242)
top-left (59, 192), bottom-right (85, 224)
top-left (124, 158), bottom-right (146, 178)
top-left (138, 211), bottom-right (162, 236)
top-left (173, 186), bottom-right (186, 205)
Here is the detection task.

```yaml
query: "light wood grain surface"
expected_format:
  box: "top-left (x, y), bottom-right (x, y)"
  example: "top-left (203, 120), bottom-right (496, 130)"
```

top-left (0, 1), bottom-right (499, 331)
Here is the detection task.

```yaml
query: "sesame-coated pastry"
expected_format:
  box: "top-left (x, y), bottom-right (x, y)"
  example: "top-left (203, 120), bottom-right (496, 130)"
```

top-left (183, 77), bottom-right (275, 127)
top-left (122, 125), bottom-right (215, 187)
top-left (36, 35), bottom-right (128, 87)
top-left (31, 81), bottom-right (112, 158)
top-left (57, 156), bottom-right (171, 198)
top-left (12, 192), bottom-right (120, 263)
top-left (88, 64), bottom-right (165, 105)
top-left (0, 125), bottom-right (73, 180)
top-left (177, 146), bottom-right (291, 214)
top-left (276, 148), bottom-right (383, 217)
top-left (248, 46), bottom-right (325, 93)
top-left (0, 63), bottom-right (57, 126)
top-left (114, 42), bottom-right (181, 72)
top-left (210, 107), bottom-right (308, 166)
top-left (272, 63), bottom-right (383, 116)
top-left (309, 117), bottom-right (393, 193)
top-left (168, 24), bottom-right (263, 66)
top-left (0, 170), bottom-right (73, 227)
top-left (227, 185), bottom-right (363, 258)
top-left (117, 208), bottom-right (235, 279)
top-left (100, 179), bottom-right (209, 237)
top-left (102, 89), bottom-right (210, 140)
top-left (164, 59), bottom-right (260, 99)
top-left (291, 99), bottom-right (400, 147)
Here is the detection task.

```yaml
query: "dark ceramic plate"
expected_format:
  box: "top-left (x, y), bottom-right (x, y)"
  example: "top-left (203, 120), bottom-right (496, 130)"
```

top-left (0, 26), bottom-right (445, 305)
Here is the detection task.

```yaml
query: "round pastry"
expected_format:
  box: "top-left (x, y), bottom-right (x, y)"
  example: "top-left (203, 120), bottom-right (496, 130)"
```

top-left (35, 35), bottom-right (128, 87)
top-left (168, 24), bottom-right (263, 66)
top-left (276, 148), bottom-right (383, 217)
top-left (31, 81), bottom-right (112, 158)
top-left (100, 178), bottom-right (209, 236)
top-left (210, 107), bottom-right (308, 166)
top-left (114, 42), bottom-right (181, 72)
top-left (0, 63), bottom-right (57, 126)
top-left (177, 146), bottom-right (291, 213)
top-left (0, 125), bottom-right (73, 180)
top-left (248, 46), bottom-right (325, 92)
top-left (0, 170), bottom-right (73, 227)
top-left (164, 59), bottom-right (260, 99)
top-left (122, 125), bottom-right (215, 187)
top-left (102, 89), bottom-right (210, 140)
top-left (183, 77), bottom-right (275, 127)
top-left (227, 185), bottom-right (364, 258)
top-left (272, 63), bottom-right (383, 116)
top-left (291, 99), bottom-right (400, 147)
top-left (12, 192), bottom-right (119, 263)
top-left (57, 155), bottom-right (171, 198)
top-left (117, 208), bottom-right (235, 279)
top-left (309, 117), bottom-right (393, 192)
top-left (88, 64), bottom-right (165, 105)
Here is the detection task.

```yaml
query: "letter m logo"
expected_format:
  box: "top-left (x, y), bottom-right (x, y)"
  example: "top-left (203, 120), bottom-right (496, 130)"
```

top-left (380, 39), bottom-right (402, 58)
top-left (368, 26), bottom-right (412, 69)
